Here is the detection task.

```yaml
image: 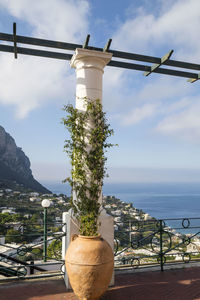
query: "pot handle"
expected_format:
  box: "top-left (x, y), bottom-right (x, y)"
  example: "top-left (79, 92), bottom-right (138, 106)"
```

top-left (71, 234), bottom-right (78, 241)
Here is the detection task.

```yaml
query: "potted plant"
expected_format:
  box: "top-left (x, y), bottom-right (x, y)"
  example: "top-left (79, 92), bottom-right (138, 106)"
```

top-left (62, 98), bottom-right (115, 300)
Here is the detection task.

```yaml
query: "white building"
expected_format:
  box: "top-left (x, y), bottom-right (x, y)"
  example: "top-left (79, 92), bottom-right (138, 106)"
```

top-left (144, 213), bottom-right (152, 221)
top-left (114, 225), bottom-right (118, 231)
top-left (29, 197), bottom-right (41, 202)
top-left (187, 241), bottom-right (200, 253)
top-left (115, 210), bottom-right (122, 216)
top-left (0, 243), bottom-right (21, 259)
top-left (114, 217), bottom-right (122, 223)
top-left (104, 204), bottom-right (111, 209)
top-left (118, 222), bottom-right (124, 227)
top-left (30, 192), bottom-right (39, 197)
top-left (6, 222), bottom-right (24, 233)
top-left (2, 209), bottom-right (15, 214)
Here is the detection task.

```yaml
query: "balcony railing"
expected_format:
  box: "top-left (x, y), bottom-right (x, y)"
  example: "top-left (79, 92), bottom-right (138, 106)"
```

top-left (0, 220), bottom-right (65, 281)
top-left (1, 216), bottom-right (200, 280)
top-left (114, 217), bottom-right (200, 271)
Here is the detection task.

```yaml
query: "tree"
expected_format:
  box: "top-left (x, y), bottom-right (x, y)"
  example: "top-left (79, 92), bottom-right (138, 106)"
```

top-left (47, 239), bottom-right (61, 259)
top-left (5, 228), bottom-right (21, 243)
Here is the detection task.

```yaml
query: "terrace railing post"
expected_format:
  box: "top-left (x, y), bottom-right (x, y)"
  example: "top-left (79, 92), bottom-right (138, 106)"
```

top-left (159, 220), bottom-right (164, 271)
top-left (30, 260), bottom-right (34, 275)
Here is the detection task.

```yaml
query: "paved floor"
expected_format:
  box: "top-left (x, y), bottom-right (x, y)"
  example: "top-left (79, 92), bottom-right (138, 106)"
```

top-left (1, 267), bottom-right (200, 299)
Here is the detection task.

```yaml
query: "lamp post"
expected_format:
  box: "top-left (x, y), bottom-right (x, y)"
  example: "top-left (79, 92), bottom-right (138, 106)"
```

top-left (41, 199), bottom-right (51, 262)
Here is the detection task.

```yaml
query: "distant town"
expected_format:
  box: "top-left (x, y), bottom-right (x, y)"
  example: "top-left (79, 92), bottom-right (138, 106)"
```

top-left (1, 184), bottom-right (200, 271)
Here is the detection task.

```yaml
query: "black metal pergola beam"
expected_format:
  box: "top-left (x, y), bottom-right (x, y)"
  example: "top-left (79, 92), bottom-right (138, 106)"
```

top-left (0, 23), bottom-right (200, 82)
top-left (0, 43), bottom-right (198, 80)
top-left (108, 60), bottom-right (198, 80)
top-left (0, 44), bottom-right (73, 60)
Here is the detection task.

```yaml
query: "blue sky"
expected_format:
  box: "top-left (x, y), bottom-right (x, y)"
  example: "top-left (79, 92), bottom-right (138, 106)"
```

top-left (0, 0), bottom-right (200, 184)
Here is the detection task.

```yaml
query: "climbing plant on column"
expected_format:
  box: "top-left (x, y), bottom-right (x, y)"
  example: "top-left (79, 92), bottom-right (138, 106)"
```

top-left (62, 98), bottom-right (116, 236)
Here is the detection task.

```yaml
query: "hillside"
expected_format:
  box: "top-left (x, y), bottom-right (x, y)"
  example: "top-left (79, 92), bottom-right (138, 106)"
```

top-left (0, 125), bottom-right (51, 193)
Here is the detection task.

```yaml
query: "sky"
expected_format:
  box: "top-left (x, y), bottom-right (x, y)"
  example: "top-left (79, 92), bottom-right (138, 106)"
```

top-left (0, 0), bottom-right (200, 186)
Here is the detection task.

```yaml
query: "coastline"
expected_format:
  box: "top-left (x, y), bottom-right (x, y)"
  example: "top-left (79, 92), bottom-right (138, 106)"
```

top-left (41, 181), bottom-right (200, 221)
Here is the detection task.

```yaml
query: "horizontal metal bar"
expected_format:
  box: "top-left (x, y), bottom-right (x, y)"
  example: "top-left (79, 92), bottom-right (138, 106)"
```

top-left (0, 253), bottom-right (44, 271)
top-left (158, 217), bottom-right (200, 221)
top-left (0, 44), bottom-right (198, 79)
top-left (109, 50), bottom-right (200, 71)
top-left (153, 66), bottom-right (197, 79)
top-left (108, 60), bottom-right (198, 79)
top-left (164, 59), bottom-right (200, 71)
top-left (0, 32), bottom-right (82, 51)
top-left (0, 44), bottom-right (72, 60)
top-left (0, 272), bottom-right (62, 282)
top-left (0, 32), bottom-right (200, 71)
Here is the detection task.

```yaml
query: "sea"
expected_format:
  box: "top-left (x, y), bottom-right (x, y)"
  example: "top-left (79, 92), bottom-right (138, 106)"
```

top-left (43, 181), bottom-right (200, 232)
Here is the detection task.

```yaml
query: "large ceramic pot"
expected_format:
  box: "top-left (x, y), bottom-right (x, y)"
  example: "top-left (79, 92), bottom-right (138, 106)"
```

top-left (65, 234), bottom-right (114, 300)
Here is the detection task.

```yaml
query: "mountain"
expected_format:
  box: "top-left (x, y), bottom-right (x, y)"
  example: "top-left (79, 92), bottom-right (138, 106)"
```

top-left (0, 125), bottom-right (51, 193)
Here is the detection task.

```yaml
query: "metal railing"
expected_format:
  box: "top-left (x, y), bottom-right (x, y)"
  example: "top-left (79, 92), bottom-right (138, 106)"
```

top-left (114, 217), bottom-right (200, 271)
top-left (0, 220), bottom-right (65, 281)
top-left (2, 215), bottom-right (200, 280)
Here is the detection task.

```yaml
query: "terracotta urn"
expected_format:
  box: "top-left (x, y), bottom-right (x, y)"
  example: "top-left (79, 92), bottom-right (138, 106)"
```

top-left (65, 234), bottom-right (114, 300)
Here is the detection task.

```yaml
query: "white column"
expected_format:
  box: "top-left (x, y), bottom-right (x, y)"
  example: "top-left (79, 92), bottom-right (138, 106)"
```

top-left (70, 48), bottom-right (112, 110)
top-left (70, 48), bottom-right (112, 205)
top-left (63, 49), bottom-right (114, 289)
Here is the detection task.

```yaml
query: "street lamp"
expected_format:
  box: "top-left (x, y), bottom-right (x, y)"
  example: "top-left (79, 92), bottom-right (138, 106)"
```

top-left (41, 199), bottom-right (51, 262)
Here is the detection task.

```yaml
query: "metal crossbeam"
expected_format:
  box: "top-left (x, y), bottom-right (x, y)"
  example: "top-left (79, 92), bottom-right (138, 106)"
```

top-left (108, 60), bottom-right (198, 80)
top-left (83, 34), bottom-right (90, 49)
top-left (0, 43), bottom-right (198, 80)
top-left (188, 73), bottom-right (200, 83)
top-left (0, 44), bottom-right (72, 60)
top-left (103, 39), bottom-right (112, 52)
top-left (13, 22), bottom-right (17, 59)
top-left (1, 31), bottom-right (199, 71)
top-left (143, 50), bottom-right (174, 76)
top-left (0, 23), bottom-right (200, 82)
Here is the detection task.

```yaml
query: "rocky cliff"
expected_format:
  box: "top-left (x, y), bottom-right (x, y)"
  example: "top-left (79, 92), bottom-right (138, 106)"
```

top-left (0, 125), bottom-right (51, 193)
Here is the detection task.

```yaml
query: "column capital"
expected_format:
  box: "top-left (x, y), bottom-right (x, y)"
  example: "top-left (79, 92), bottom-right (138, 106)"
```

top-left (70, 48), bottom-right (112, 71)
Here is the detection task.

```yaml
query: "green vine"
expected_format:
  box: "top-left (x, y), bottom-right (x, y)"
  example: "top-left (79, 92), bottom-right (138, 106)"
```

top-left (62, 98), bottom-right (115, 236)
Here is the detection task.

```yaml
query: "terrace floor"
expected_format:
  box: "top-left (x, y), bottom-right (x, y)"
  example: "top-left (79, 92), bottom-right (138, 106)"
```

top-left (1, 267), bottom-right (200, 299)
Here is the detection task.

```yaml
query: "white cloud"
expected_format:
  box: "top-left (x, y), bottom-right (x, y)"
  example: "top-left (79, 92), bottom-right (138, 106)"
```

top-left (156, 98), bottom-right (200, 142)
top-left (1, 0), bottom-right (200, 146)
top-left (113, 0), bottom-right (200, 59)
top-left (109, 75), bottom-right (194, 127)
top-left (0, 0), bottom-right (89, 118)
top-left (104, 0), bottom-right (200, 143)
top-left (0, 53), bottom-right (75, 118)
top-left (136, 77), bottom-right (192, 104)
top-left (121, 103), bottom-right (158, 126)
top-left (0, 0), bottom-right (89, 41)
